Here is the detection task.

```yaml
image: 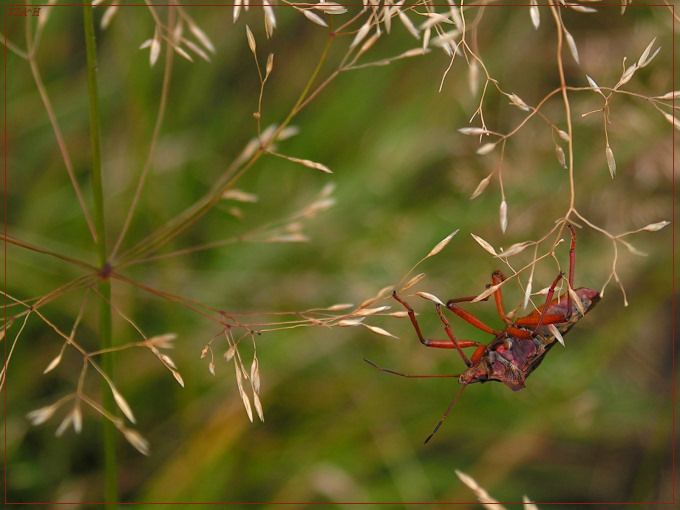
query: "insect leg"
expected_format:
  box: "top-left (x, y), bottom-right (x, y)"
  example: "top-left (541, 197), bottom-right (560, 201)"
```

top-left (491, 270), bottom-right (514, 325)
top-left (445, 300), bottom-right (502, 336)
top-left (446, 272), bottom-right (513, 326)
top-left (392, 292), bottom-right (484, 367)
top-left (435, 304), bottom-right (487, 366)
top-left (531, 272), bottom-right (564, 332)
top-left (566, 223), bottom-right (577, 316)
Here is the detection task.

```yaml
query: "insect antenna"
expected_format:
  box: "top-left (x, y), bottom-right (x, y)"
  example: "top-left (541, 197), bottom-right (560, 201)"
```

top-left (364, 359), bottom-right (460, 379)
top-left (424, 383), bottom-right (467, 444)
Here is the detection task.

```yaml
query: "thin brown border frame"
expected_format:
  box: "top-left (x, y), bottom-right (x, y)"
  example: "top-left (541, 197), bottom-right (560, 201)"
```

top-left (3, 1), bottom-right (675, 505)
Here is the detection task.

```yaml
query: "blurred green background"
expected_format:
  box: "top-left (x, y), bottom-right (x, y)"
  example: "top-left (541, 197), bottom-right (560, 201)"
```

top-left (4, 4), bottom-right (675, 506)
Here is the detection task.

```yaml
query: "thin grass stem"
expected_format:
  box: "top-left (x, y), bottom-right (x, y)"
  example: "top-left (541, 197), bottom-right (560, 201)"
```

top-left (83, 3), bottom-right (117, 503)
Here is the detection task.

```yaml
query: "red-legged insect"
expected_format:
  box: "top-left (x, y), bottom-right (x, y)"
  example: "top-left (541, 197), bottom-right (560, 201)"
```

top-left (366, 224), bottom-right (600, 443)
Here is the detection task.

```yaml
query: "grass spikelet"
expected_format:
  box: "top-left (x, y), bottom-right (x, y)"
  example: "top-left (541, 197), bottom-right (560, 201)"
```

top-left (637, 37), bottom-right (659, 68)
top-left (416, 291), bottom-right (444, 306)
top-left (188, 22), bottom-right (215, 54)
top-left (657, 91), bottom-right (680, 100)
top-left (548, 324), bottom-right (565, 346)
top-left (568, 286), bottom-right (587, 316)
top-left (224, 344), bottom-right (237, 361)
top-left (149, 27), bottom-right (161, 66)
top-left (499, 199), bottom-right (508, 233)
top-left (563, 27), bottom-right (579, 63)
top-left (471, 233), bottom-right (497, 256)
top-left (173, 44), bottom-right (193, 62)
top-left (235, 363), bottom-right (253, 422)
top-left (326, 303), bottom-right (354, 311)
top-left (355, 306), bottom-right (390, 317)
top-left (182, 39), bottom-right (211, 62)
top-left (426, 229), bottom-right (459, 258)
top-left (302, 9), bottom-right (328, 27)
top-left (263, 0), bottom-right (277, 38)
top-left (121, 427), bottom-right (150, 456)
top-left (398, 10), bottom-right (420, 39)
top-left (509, 93), bottom-right (530, 111)
top-left (200, 345), bottom-right (210, 359)
top-left (73, 402), bottom-right (82, 434)
top-left (476, 142), bottom-right (496, 155)
top-left (530, 0), bottom-right (540, 29)
top-left (171, 369), bottom-right (185, 387)
top-left (621, 240), bottom-right (647, 257)
top-left (251, 357), bottom-right (260, 394)
top-left (275, 154), bottom-right (332, 173)
top-left (359, 285), bottom-right (394, 309)
top-left (158, 353), bottom-right (176, 370)
top-left (522, 280), bottom-right (533, 310)
top-left (523, 495), bottom-right (539, 510)
top-left (233, 0), bottom-right (242, 22)
top-left (253, 391), bottom-right (264, 422)
top-left (362, 324), bottom-right (397, 338)
top-left (470, 174), bottom-right (492, 199)
top-left (459, 127), bottom-right (490, 136)
top-left (55, 413), bottom-right (74, 437)
top-left (617, 62), bottom-right (637, 88)
top-left (101, 5), bottom-right (118, 29)
top-left (112, 387), bottom-right (136, 424)
top-left (605, 145), bottom-right (616, 178)
top-left (641, 220), bottom-right (670, 232)
top-left (266, 53), bottom-right (274, 77)
top-left (388, 311), bottom-right (409, 318)
top-left (469, 59), bottom-right (479, 95)
top-left (400, 272), bottom-right (426, 293)
top-left (313, 2), bottom-right (347, 15)
top-left (358, 31), bottom-right (382, 57)
top-left (455, 470), bottom-right (504, 509)
top-left (222, 189), bottom-right (259, 202)
top-left (27, 402), bottom-right (62, 426)
top-left (43, 351), bottom-right (64, 374)
top-left (147, 333), bottom-right (177, 349)
top-left (557, 129), bottom-right (570, 142)
top-left (555, 145), bottom-right (566, 168)
top-left (246, 25), bottom-right (257, 55)
top-left (336, 319), bottom-right (365, 327)
top-left (661, 112), bottom-right (680, 130)
top-left (497, 241), bottom-right (531, 258)
top-left (473, 282), bottom-right (503, 303)
top-left (586, 74), bottom-right (602, 95)
top-left (351, 22), bottom-right (372, 49)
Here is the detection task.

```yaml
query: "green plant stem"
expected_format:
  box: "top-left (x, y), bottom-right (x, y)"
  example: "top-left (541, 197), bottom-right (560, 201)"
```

top-left (83, 4), bottom-right (118, 503)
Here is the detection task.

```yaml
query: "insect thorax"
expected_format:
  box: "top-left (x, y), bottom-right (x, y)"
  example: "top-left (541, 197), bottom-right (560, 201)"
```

top-left (458, 334), bottom-right (553, 392)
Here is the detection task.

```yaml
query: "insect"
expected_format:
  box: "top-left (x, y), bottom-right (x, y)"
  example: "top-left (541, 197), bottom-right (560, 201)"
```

top-left (366, 224), bottom-right (600, 443)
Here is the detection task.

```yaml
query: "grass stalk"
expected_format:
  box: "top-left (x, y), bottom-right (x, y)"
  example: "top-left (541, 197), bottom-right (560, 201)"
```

top-left (83, 4), bottom-right (118, 503)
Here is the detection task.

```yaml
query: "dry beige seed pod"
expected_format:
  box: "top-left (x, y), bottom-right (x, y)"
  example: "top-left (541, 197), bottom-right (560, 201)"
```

top-left (556, 145), bottom-right (566, 169)
top-left (470, 174), bottom-right (492, 200)
top-left (499, 200), bottom-right (508, 233)
top-left (471, 233), bottom-right (497, 256)
top-left (416, 291), bottom-right (444, 306)
top-left (606, 145), bottom-right (616, 178)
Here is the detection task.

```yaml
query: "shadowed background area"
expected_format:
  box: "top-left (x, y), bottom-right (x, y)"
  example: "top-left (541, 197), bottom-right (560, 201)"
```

top-left (4, 4), bottom-right (674, 505)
